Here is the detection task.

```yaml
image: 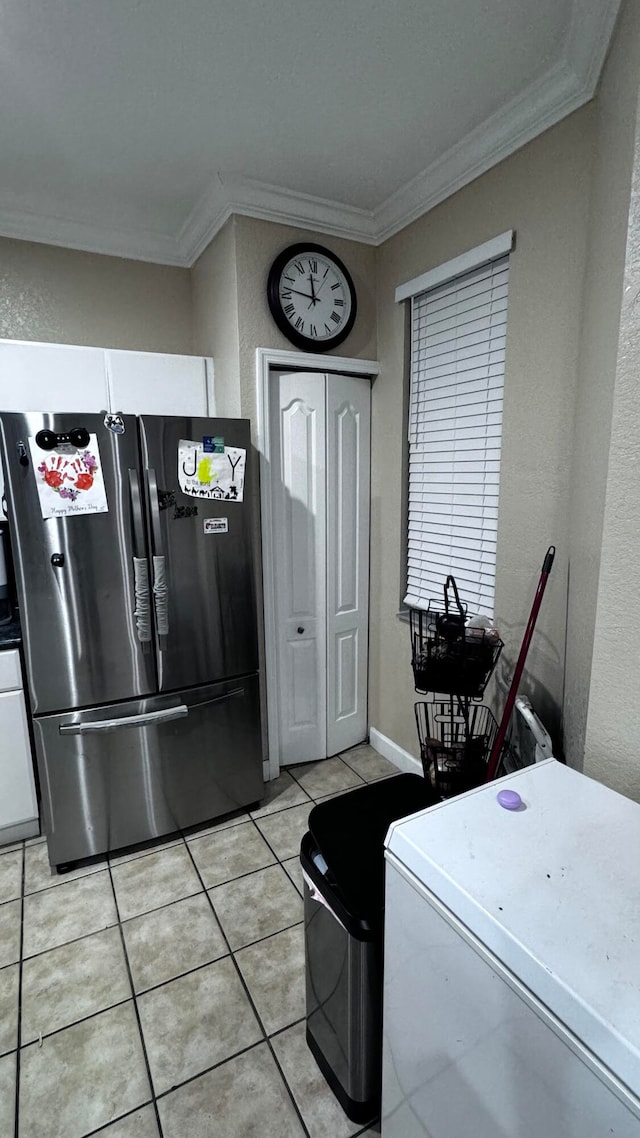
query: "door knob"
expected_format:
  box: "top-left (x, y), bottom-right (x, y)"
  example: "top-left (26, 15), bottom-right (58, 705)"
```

top-left (297, 627), bottom-right (304, 634)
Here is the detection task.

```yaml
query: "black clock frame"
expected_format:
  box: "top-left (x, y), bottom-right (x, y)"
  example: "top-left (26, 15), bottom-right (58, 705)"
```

top-left (266, 242), bottom-right (357, 352)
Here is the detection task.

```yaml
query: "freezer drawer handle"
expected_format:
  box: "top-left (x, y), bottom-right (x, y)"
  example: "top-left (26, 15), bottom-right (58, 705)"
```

top-left (59, 705), bottom-right (189, 735)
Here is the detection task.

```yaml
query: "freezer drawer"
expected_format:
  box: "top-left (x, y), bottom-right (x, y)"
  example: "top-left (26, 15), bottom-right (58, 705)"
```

top-left (33, 674), bottom-right (263, 867)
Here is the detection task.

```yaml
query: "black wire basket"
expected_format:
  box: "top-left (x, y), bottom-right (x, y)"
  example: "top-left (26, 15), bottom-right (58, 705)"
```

top-left (409, 578), bottom-right (503, 697)
top-left (415, 699), bottom-right (499, 798)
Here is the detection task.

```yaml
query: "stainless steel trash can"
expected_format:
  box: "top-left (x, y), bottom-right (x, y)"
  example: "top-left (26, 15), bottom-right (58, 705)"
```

top-left (301, 773), bottom-right (437, 1123)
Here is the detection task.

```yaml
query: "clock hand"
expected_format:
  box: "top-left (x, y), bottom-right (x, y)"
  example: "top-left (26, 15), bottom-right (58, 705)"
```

top-left (285, 288), bottom-right (314, 300)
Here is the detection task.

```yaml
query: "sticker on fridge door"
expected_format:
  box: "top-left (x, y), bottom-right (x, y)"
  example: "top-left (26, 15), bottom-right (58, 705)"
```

top-left (178, 440), bottom-right (246, 502)
top-left (204, 517), bottom-right (228, 534)
top-left (28, 434), bottom-right (109, 519)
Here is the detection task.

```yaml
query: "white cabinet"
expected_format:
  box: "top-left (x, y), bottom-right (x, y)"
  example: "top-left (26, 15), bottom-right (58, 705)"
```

top-left (106, 349), bottom-right (213, 416)
top-left (0, 340), bottom-right (109, 412)
top-left (0, 340), bottom-right (214, 519)
top-left (0, 651), bottom-right (38, 844)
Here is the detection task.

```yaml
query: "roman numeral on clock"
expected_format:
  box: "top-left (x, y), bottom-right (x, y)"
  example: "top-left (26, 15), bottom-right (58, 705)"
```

top-left (294, 261), bottom-right (304, 274)
top-left (330, 311), bottom-right (340, 323)
top-left (310, 324), bottom-right (317, 338)
top-left (308, 259), bottom-right (318, 274)
top-left (284, 303), bottom-right (295, 316)
top-left (295, 317), bottom-right (304, 331)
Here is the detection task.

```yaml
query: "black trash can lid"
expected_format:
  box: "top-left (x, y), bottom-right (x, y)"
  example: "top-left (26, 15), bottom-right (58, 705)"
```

top-left (307, 773), bottom-right (437, 920)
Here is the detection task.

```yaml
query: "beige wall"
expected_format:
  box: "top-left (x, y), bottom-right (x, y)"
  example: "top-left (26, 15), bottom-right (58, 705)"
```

top-left (564, 0), bottom-right (640, 774)
top-left (583, 87), bottom-right (640, 801)
top-left (371, 107), bottom-right (594, 760)
top-left (191, 218), bottom-right (242, 417)
top-left (0, 237), bottom-right (193, 353)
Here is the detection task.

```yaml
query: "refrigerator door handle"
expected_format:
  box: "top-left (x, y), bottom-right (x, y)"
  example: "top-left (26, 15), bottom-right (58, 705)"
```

top-left (146, 467), bottom-right (169, 645)
top-left (129, 469), bottom-right (152, 646)
top-left (59, 704), bottom-right (189, 735)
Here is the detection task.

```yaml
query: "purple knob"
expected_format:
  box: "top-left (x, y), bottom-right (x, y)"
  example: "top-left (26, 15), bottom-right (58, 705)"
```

top-left (497, 789), bottom-right (522, 811)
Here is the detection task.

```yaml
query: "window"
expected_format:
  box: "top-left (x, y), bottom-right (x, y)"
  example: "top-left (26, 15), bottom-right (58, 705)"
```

top-left (396, 232), bottom-right (513, 617)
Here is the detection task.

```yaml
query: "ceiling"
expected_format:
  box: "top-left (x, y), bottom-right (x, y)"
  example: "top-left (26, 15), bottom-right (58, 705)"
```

top-left (0, 0), bottom-right (620, 266)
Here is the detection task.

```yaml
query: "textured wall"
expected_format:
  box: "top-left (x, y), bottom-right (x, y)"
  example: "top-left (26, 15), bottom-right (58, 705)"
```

top-left (191, 218), bottom-right (242, 417)
top-left (583, 92), bottom-right (640, 802)
top-left (563, 0), bottom-right (640, 773)
top-left (371, 108), bottom-right (594, 760)
top-left (0, 237), bottom-right (193, 352)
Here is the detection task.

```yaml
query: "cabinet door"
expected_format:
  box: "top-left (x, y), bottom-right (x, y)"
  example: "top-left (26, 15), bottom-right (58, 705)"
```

top-left (0, 340), bottom-right (109, 412)
top-left (0, 340), bottom-right (110, 519)
top-left (106, 350), bottom-right (213, 416)
top-left (271, 372), bottom-right (327, 765)
top-left (326, 374), bottom-right (370, 755)
top-left (0, 690), bottom-right (37, 829)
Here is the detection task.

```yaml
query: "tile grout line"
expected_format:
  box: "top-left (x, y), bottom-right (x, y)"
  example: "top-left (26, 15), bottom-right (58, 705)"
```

top-left (12, 763), bottom-right (387, 1136)
top-left (80, 1099), bottom-right (156, 1138)
top-left (17, 850), bottom-right (295, 968)
top-left (18, 994), bottom-right (133, 1051)
top-left (106, 862), bottom-right (165, 1138)
top-left (182, 836), bottom-right (313, 1138)
top-left (14, 841), bottom-right (25, 1138)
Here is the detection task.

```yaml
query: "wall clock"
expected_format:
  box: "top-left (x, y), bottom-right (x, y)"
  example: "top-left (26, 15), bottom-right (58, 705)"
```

top-left (267, 243), bottom-right (357, 351)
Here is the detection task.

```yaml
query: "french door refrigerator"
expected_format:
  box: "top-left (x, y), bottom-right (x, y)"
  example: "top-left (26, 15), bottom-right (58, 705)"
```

top-left (0, 412), bottom-right (263, 869)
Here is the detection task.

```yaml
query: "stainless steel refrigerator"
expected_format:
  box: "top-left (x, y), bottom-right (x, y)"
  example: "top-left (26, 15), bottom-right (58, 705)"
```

top-left (0, 412), bottom-right (263, 869)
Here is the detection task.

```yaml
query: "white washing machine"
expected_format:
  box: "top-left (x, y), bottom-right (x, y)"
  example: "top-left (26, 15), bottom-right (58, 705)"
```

top-left (382, 759), bottom-right (640, 1137)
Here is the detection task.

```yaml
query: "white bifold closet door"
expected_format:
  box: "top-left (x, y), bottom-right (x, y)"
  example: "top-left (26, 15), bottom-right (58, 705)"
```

top-left (270, 371), bottom-right (370, 766)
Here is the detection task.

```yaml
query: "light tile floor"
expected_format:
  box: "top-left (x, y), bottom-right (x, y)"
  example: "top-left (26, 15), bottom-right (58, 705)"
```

top-left (0, 744), bottom-right (394, 1137)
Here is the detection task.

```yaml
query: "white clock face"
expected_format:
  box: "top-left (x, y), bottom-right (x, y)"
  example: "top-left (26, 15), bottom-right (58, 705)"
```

top-left (278, 251), bottom-right (352, 342)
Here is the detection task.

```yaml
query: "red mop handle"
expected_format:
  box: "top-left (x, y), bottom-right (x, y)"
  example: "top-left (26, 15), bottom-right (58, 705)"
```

top-left (485, 546), bottom-right (555, 782)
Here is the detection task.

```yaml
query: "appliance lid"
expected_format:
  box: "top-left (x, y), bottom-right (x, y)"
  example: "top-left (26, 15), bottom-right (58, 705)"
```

top-left (385, 759), bottom-right (640, 1099)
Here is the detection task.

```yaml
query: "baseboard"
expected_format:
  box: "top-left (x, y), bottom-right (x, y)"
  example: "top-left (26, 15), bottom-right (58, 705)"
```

top-left (369, 727), bottom-right (422, 776)
top-left (0, 817), bottom-right (40, 846)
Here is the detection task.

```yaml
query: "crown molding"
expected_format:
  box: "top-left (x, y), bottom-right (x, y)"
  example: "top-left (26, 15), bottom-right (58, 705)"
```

top-left (565, 0), bottom-right (621, 94)
top-left (179, 174), bottom-right (377, 266)
top-left (0, 0), bottom-right (620, 266)
top-left (178, 0), bottom-right (621, 260)
top-left (0, 201), bottom-right (188, 266)
top-left (176, 173), bottom-right (233, 267)
top-left (373, 59), bottom-right (583, 243)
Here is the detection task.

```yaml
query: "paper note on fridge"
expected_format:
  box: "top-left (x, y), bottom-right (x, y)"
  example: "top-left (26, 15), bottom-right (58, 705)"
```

top-left (178, 440), bottom-right (246, 502)
top-left (29, 434), bottom-right (109, 520)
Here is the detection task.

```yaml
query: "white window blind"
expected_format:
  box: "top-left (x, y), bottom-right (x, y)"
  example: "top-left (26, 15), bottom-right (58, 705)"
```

top-left (404, 252), bottom-right (509, 616)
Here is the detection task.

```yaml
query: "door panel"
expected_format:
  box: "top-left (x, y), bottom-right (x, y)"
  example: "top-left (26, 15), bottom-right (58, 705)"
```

top-left (34, 676), bottom-right (263, 866)
top-left (271, 373), bottom-right (326, 764)
top-left (106, 350), bottom-right (211, 416)
top-left (0, 413), bottom-right (155, 713)
top-left (326, 375), bottom-right (370, 755)
top-left (139, 416), bottom-right (258, 691)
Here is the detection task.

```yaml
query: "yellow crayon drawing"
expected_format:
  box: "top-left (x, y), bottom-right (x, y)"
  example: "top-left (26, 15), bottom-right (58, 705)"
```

top-left (197, 456), bottom-right (217, 484)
